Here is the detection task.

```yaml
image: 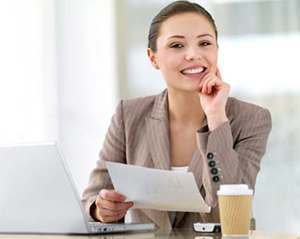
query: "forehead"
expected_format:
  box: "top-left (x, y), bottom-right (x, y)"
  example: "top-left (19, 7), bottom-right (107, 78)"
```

top-left (158, 13), bottom-right (215, 40)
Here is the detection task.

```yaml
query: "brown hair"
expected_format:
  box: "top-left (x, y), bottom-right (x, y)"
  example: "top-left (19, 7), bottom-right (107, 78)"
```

top-left (148, 1), bottom-right (218, 52)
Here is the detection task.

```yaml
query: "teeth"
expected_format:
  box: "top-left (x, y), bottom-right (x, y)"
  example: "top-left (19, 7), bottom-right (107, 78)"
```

top-left (182, 67), bottom-right (205, 74)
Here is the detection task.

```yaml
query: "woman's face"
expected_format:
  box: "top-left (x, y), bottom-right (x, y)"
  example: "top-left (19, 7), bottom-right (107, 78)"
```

top-left (148, 13), bottom-right (218, 93)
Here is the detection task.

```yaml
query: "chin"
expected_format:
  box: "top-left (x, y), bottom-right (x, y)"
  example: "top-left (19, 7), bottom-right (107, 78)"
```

top-left (182, 83), bottom-right (200, 92)
top-left (170, 86), bottom-right (199, 94)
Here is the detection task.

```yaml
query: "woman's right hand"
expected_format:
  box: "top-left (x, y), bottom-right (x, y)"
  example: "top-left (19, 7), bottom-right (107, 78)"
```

top-left (93, 189), bottom-right (134, 223)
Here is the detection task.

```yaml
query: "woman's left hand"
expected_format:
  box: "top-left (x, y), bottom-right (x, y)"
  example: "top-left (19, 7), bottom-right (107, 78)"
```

top-left (198, 67), bottom-right (230, 130)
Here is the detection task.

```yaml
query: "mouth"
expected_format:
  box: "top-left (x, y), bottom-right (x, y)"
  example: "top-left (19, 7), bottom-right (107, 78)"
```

top-left (180, 66), bottom-right (207, 79)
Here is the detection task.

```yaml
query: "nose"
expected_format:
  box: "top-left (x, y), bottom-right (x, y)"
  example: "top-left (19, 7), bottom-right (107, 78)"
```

top-left (184, 46), bottom-right (202, 61)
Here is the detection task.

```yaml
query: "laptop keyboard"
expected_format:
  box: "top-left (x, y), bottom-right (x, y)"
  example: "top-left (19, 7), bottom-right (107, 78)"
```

top-left (88, 222), bottom-right (122, 233)
top-left (88, 221), bottom-right (156, 234)
top-left (88, 222), bottom-right (108, 233)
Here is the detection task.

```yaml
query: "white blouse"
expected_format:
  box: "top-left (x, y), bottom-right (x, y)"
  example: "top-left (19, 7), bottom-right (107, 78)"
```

top-left (169, 166), bottom-right (188, 226)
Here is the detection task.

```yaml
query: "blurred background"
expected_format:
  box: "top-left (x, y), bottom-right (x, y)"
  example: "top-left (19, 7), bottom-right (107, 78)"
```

top-left (0, 0), bottom-right (299, 234)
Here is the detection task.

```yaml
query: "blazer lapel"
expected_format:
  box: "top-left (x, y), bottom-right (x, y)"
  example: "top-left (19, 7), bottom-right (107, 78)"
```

top-left (143, 90), bottom-right (172, 232)
top-left (145, 89), bottom-right (171, 170)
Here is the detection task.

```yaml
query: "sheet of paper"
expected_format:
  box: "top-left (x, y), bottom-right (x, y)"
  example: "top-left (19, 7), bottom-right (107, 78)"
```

top-left (106, 161), bottom-right (211, 213)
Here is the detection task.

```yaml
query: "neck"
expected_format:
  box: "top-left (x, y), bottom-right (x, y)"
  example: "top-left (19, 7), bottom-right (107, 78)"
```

top-left (167, 88), bottom-right (204, 127)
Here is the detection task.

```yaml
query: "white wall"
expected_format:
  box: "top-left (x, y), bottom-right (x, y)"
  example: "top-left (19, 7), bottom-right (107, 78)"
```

top-left (55, 0), bottom-right (118, 194)
top-left (0, 0), bottom-right (58, 144)
top-left (0, 0), bottom-right (119, 200)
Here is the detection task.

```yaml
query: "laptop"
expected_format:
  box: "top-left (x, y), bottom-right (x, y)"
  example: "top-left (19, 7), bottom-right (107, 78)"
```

top-left (0, 142), bottom-right (156, 234)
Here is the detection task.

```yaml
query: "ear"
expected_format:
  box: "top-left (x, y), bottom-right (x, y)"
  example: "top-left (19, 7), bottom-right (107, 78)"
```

top-left (147, 48), bottom-right (159, 70)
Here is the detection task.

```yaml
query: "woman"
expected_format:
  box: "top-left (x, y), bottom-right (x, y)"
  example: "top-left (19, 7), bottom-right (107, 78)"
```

top-left (81, 0), bottom-right (272, 232)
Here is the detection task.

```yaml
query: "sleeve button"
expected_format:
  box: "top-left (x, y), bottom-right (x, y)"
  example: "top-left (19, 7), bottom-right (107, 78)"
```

top-left (210, 168), bottom-right (218, 175)
top-left (208, 160), bottom-right (216, 167)
top-left (207, 152), bottom-right (214, 160)
top-left (212, 176), bottom-right (220, 182)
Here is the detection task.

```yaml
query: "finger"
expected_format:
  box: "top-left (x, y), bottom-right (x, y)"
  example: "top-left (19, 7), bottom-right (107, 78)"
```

top-left (99, 189), bottom-right (126, 202)
top-left (207, 79), bottom-right (217, 94)
top-left (216, 66), bottom-right (222, 80)
top-left (198, 85), bottom-right (203, 93)
top-left (221, 81), bottom-right (231, 93)
top-left (198, 69), bottom-right (213, 91)
top-left (201, 74), bottom-right (214, 94)
top-left (207, 77), bottom-right (223, 94)
top-left (94, 203), bottom-right (126, 223)
top-left (97, 197), bottom-right (133, 212)
top-left (199, 68), bottom-right (215, 87)
top-left (99, 211), bottom-right (126, 223)
top-left (98, 206), bottom-right (126, 217)
top-left (199, 66), bottom-right (219, 93)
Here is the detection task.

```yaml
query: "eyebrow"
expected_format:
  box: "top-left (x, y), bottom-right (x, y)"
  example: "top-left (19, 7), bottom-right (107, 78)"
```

top-left (167, 34), bottom-right (213, 39)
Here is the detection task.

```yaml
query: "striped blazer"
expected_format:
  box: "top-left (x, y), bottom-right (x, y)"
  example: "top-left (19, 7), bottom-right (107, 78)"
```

top-left (81, 89), bottom-right (272, 232)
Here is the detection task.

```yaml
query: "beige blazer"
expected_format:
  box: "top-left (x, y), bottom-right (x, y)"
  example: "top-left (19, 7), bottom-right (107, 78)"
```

top-left (81, 89), bottom-right (272, 232)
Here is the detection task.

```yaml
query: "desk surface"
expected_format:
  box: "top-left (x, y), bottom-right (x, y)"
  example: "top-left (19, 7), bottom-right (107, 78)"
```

top-left (0, 230), bottom-right (299, 239)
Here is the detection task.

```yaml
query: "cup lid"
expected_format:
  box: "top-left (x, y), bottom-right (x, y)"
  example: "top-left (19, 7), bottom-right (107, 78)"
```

top-left (217, 184), bottom-right (253, 196)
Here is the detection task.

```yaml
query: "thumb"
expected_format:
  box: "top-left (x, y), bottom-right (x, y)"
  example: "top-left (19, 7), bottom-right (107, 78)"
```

top-left (216, 66), bottom-right (222, 80)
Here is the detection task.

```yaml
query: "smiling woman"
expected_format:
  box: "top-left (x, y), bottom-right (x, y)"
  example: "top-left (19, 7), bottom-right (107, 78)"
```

top-left (81, 0), bottom-right (272, 232)
top-left (148, 12), bottom-right (219, 95)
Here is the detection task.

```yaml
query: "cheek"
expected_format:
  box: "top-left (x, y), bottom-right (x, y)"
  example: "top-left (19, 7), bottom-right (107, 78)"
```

top-left (208, 50), bottom-right (218, 65)
top-left (166, 58), bottom-right (182, 72)
top-left (159, 53), bottom-right (183, 72)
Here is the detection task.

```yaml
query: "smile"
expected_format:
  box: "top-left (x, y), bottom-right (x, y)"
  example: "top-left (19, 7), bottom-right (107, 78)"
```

top-left (180, 66), bottom-right (207, 76)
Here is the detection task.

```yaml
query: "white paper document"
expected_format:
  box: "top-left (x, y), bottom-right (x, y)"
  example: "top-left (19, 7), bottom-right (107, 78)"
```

top-left (106, 161), bottom-right (211, 213)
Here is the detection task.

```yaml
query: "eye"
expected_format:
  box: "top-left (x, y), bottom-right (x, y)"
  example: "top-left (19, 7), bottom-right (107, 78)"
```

top-left (170, 43), bottom-right (184, 49)
top-left (199, 41), bottom-right (211, 47)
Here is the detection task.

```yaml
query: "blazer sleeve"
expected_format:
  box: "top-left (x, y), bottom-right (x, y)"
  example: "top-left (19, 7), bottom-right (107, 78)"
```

top-left (81, 100), bottom-right (126, 221)
top-left (196, 108), bottom-right (272, 208)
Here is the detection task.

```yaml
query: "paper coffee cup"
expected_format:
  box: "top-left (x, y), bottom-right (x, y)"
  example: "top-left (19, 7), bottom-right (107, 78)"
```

top-left (217, 184), bottom-right (253, 236)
